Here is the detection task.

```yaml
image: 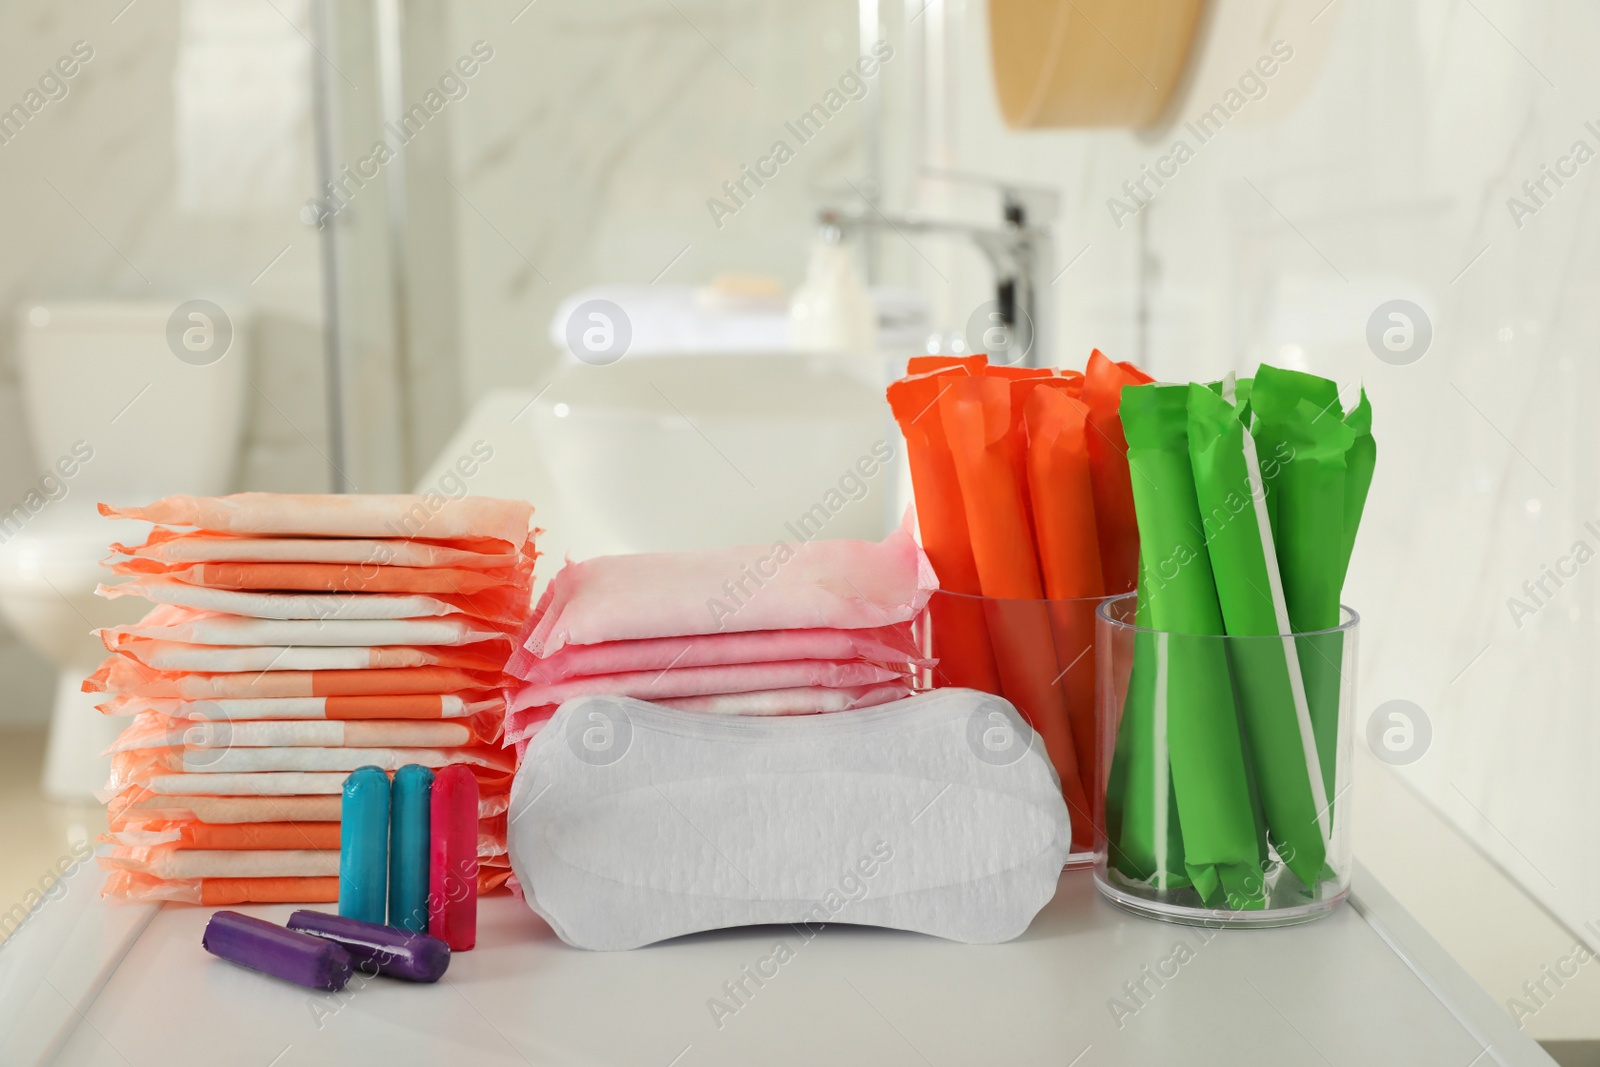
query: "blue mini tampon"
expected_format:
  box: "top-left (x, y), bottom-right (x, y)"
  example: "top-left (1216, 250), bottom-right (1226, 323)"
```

top-left (389, 764), bottom-right (434, 932)
top-left (339, 765), bottom-right (390, 925)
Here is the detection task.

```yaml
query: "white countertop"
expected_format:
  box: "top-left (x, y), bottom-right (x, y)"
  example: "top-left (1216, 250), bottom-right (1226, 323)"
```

top-left (0, 861), bottom-right (1551, 1066)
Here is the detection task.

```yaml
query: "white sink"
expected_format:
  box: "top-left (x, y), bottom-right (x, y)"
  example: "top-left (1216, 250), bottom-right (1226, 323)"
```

top-left (418, 353), bottom-right (903, 577)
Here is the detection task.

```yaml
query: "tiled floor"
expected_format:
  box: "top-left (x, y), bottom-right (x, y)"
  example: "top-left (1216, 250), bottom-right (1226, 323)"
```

top-left (0, 729), bottom-right (105, 946)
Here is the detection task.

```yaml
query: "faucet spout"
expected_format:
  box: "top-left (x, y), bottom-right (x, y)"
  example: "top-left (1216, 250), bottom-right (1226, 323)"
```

top-left (818, 184), bottom-right (1053, 367)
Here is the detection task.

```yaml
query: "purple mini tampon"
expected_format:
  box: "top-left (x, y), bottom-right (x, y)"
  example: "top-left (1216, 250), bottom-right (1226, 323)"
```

top-left (202, 910), bottom-right (352, 991)
top-left (287, 909), bottom-right (450, 983)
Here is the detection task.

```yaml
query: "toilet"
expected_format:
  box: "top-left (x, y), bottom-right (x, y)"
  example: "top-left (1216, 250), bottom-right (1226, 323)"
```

top-left (0, 301), bottom-right (249, 799)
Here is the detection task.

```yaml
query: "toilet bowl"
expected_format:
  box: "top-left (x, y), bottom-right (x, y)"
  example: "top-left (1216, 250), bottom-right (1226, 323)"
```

top-left (0, 301), bottom-right (249, 799)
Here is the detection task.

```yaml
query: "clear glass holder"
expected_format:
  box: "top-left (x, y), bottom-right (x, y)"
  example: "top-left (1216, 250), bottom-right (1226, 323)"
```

top-left (916, 588), bottom-right (1118, 868)
top-left (1093, 592), bottom-right (1358, 927)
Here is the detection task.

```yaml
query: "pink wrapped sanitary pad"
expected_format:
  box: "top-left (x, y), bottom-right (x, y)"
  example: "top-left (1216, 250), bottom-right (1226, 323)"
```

top-left (509, 623), bottom-right (925, 682)
top-left (524, 517), bottom-right (935, 657)
top-left (506, 658), bottom-right (908, 714)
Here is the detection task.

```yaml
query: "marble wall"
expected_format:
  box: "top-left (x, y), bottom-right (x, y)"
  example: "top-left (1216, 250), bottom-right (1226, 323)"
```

top-left (0, 0), bottom-right (330, 723)
top-left (441, 0), bottom-right (869, 397)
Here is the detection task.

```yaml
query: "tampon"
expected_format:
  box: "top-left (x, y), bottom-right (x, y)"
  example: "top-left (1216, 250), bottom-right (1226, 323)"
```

top-left (389, 764), bottom-right (433, 932)
top-left (202, 910), bottom-right (352, 990)
top-left (287, 909), bottom-right (449, 983)
top-left (339, 765), bottom-right (390, 924)
top-left (429, 764), bottom-right (479, 950)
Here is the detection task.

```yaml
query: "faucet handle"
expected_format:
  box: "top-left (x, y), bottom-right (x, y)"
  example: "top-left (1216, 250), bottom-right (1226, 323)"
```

top-left (918, 167), bottom-right (1059, 228)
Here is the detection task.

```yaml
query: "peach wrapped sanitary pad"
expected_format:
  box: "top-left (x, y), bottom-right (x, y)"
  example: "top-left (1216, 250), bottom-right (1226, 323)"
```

top-left (102, 820), bottom-right (507, 856)
top-left (100, 492), bottom-right (534, 547)
top-left (105, 712), bottom-right (496, 752)
top-left (108, 560), bottom-right (524, 594)
top-left (126, 766), bottom-right (514, 796)
top-left (99, 579), bottom-right (524, 626)
top-left (111, 528), bottom-right (522, 569)
top-left (103, 868), bottom-right (510, 905)
top-left (108, 789), bottom-right (509, 825)
top-left (102, 637), bottom-right (507, 673)
top-left (86, 660), bottom-right (497, 699)
top-left (98, 692), bottom-right (503, 720)
top-left (102, 606), bottom-right (511, 647)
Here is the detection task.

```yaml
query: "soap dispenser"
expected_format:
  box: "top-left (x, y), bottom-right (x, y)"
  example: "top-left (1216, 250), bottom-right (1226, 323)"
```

top-left (790, 225), bottom-right (877, 353)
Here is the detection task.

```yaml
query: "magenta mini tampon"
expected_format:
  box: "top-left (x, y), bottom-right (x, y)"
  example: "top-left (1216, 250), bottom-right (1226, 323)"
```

top-left (428, 765), bottom-right (479, 951)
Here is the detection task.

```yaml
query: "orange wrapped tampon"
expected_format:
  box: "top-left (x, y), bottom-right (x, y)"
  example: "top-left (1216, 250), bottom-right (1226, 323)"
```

top-left (1082, 349), bottom-right (1153, 595)
top-left (886, 369), bottom-right (1003, 693)
top-left (939, 376), bottom-right (1091, 842)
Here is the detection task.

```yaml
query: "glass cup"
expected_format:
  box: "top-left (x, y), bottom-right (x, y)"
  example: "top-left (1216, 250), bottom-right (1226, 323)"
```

top-left (1093, 592), bottom-right (1358, 926)
top-left (917, 588), bottom-right (1115, 866)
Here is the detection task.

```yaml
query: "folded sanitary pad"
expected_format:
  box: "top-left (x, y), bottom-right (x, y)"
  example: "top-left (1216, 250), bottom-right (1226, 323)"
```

top-left (110, 745), bottom-right (513, 784)
top-left (103, 607), bottom-right (511, 647)
top-left (99, 693), bottom-right (503, 721)
top-left (101, 493), bottom-right (534, 547)
top-left (130, 767), bottom-right (513, 796)
top-left (506, 658), bottom-right (908, 714)
top-left (103, 868), bottom-right (508, 905)
top-left (99, 579), bottom-right (523, 625)
top-left (107, 560), bottom-right (523, 595)
top-left (509, 624), bottom-right (925, 683)
top-left (110, 529), bottom-right (523, 569)
top-left (505, 681), bottom-right (916, 748)
top-left (655, 682), bottom-right (914, 716)
top-left (101, 637), bottom-right (506, 674)
top-left (95, 492), bottom-right (538, 905)
top-left (106, 712), bottom-right (493, 752)
top-left (524, 517), bottom-right (935, 657)
top-left (108, 789), bottom-right (510, 825)
top-left (509, 690), bottom-right (1070, 949)
top-left (87, 660), bottom-right (496, 699)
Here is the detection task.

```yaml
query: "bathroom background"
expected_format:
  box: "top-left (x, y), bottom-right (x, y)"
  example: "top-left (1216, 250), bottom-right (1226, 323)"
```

top-left (1, 0), bottom-right (1597, 1048)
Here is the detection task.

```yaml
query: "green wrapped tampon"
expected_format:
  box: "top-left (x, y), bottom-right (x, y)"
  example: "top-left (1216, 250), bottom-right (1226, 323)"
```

top-left (1105, 566), bottom-right (1188, 889)
top-left (1120, 383), bottom-right (1263, 908)
top-left (1250, 366), bottom-right (1372, 802)
top-left (1188, 380), bottom-right (1329, 889)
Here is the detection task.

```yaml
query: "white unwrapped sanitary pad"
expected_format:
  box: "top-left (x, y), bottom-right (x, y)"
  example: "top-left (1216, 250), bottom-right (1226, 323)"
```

top-left (508, 690), bottom-right (1070, 950)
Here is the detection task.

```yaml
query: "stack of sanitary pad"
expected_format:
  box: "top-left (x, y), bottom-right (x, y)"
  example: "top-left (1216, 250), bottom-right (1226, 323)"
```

top-left (88, 493), bottom-right (536, 905)
top-left (504, 517), bottom-right (936, 752)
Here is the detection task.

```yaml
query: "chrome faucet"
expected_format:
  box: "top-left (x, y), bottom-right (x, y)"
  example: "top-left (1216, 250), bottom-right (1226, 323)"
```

top-left (820, 173), bottom-right (1058, 367)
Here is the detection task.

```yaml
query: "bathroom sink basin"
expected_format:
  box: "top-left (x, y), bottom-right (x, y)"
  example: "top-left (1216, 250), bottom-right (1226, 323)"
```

top-left (530, 353), bottom-right (898, 555)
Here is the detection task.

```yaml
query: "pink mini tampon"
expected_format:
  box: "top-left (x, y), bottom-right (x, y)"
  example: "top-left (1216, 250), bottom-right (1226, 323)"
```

top-left (429, 765), bottom-right (479, 951)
